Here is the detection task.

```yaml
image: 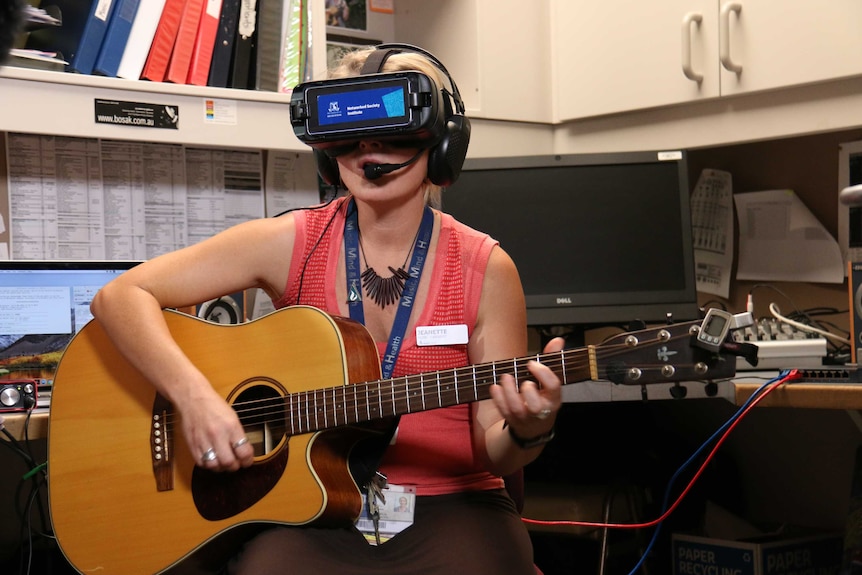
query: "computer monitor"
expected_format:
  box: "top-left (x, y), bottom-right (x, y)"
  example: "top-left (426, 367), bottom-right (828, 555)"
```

top-left (442, 150), bottom-right (699, 342)
top-left (0, 260), bottom-right (141, 404)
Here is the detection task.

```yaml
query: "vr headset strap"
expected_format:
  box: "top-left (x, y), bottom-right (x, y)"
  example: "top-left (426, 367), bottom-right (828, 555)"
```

top-left (359, 48), bottom-right (395, 75)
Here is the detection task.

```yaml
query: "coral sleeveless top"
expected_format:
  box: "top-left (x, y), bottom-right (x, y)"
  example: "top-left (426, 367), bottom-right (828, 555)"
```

top-left (274, 198), bottom-right (504, 495)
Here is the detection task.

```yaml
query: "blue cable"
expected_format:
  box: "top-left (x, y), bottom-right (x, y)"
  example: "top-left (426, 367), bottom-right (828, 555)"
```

top-left (625, 371), bottom-right (789, 575)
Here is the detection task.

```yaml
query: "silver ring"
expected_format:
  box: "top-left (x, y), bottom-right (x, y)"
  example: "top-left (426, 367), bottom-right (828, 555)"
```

top-left (534, 408), bottom-right (552, 420)
top-left (202, 448), bottom-right (217, 462)
top-left (232, 437), bottom-right (249, 450)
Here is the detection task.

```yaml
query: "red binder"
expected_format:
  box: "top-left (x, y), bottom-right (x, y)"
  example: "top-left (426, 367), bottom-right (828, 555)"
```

top-left (141, 0), bottom-right (187, 82)
top-left (164, 0), bottom-right (205, 84)
top-left (186, 0), bottom-right (223, 86)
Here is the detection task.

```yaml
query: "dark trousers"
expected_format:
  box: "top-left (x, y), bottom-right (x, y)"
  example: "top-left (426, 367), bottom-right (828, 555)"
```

top-left (227, 489), bottom-right (536, 575)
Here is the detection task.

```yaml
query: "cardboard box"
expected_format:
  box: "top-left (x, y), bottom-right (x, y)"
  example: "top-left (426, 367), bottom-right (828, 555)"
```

top-left (672, 531), bottom-right (844, 575)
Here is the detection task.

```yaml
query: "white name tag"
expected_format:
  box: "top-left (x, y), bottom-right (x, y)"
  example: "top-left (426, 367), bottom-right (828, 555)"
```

top-left (416, 324), bottom-right (468, 346)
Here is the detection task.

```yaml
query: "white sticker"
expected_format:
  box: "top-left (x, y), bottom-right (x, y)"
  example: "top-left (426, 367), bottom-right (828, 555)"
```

top-left (416, 324), bottom-right (468, 346)
top-left (95, 0), bottom-right (113, 21)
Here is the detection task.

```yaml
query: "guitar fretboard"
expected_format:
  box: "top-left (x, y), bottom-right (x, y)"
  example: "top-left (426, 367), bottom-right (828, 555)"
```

top-left (282, 348), bottom-right (593, 435)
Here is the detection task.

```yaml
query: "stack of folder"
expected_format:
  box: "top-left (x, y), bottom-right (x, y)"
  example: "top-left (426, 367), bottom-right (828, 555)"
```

top-left (24, 0), bottom-right (308, 91)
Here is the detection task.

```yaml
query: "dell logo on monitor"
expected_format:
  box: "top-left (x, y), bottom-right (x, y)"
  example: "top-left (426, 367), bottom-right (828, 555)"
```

top-left (556, 297), bottom-right (572, 305)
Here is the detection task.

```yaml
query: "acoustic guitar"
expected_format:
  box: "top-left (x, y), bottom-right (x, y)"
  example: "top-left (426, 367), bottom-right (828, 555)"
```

top-left (47, 305), bottom-right (736, 574)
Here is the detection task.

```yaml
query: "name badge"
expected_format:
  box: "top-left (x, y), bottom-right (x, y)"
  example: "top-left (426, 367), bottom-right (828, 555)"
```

top-left (416, 324), bottom-right (468, 346)
top-left (356, 485), bottom-right (416, 545)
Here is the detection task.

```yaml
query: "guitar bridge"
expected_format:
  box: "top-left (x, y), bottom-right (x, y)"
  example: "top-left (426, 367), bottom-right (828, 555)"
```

top-left (152, 394), bottom-right (174, 492)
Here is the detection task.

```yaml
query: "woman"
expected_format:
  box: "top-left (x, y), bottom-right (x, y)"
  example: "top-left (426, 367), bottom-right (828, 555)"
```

top-left (91, 45), bottom-right (563, 574)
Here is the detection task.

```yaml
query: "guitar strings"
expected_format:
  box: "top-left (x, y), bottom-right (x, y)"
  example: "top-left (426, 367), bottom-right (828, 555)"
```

top-left (160, 330), bottom-right (709, 436)
top-left (277, 330), bottom-right (710, 430)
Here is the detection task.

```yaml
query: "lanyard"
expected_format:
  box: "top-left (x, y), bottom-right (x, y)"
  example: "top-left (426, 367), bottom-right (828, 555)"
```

top-left (344, 199), bottom-right (433, 379)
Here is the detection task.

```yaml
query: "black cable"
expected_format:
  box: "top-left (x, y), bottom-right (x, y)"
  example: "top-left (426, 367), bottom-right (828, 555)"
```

top-left (7, 451), bottom-right (53, 575)
top-left (0, 426), bottom-right (36, 468)
top-left (22, 408), bottom-right (42, 476)
top-left (24, 471), bottom-right (52, 538)
top-left (749, 284), bottom-right (853, 361)
top-left (2, 409), bottom-right (51, 543)
top-left (295, 197), bottom-right (347, 306)
top-left (271, 179), bottom-right (340, 218)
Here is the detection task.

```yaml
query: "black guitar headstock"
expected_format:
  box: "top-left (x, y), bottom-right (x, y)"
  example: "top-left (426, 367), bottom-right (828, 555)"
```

top-left (594, 312), bottom-right (751, 386)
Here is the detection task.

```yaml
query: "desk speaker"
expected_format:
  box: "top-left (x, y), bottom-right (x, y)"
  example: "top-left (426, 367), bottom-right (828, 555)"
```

top-left (849, 262), bottom-right (862, 363)
top-left (0, 380), bottom-right (37, 412)
top-left (196, 293), bottom-right (245, 324)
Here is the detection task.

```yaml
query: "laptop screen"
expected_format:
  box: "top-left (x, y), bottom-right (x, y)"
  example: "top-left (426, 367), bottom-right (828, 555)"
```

top-left (0, 260), bottom-right (141, 407)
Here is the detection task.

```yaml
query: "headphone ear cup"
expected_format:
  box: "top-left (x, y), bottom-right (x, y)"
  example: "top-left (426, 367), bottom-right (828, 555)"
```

top-left (427, 115), bottom-right (471, 187)
top-left (314, 149), bottom-right (341, 186)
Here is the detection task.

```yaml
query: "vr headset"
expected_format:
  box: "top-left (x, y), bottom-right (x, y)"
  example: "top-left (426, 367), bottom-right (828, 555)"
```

top-left (289, 71), bottom-right (447, 151)
top-left (289, 44), bottom-right (471, 187)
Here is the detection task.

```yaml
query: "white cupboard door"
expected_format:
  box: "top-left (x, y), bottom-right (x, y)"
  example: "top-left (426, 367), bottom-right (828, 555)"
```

top-left (719, 0), bottom-right (862, 96)
top-left (553, 0), bottom-right (720, 121)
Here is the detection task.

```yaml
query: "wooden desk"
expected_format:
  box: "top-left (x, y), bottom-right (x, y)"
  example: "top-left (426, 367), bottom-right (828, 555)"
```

top-left (1, 410), bottom-right (48, 442)
top-left (735, 382), bottom-right (862, 409)
top-left (733, 370), bottom-right (862, 409)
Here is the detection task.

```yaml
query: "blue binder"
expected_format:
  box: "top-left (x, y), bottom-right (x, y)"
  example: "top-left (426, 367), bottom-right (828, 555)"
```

top-left (26, 0), bottom-right (118, 75)
top-left (93, 0), bottom-right (141, 77)
top-left (71, 0), bottom-right (119, 74)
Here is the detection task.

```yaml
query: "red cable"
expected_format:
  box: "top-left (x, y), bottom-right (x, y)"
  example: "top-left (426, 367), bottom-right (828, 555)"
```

top-left (522, 370), bottom-right (799, 530)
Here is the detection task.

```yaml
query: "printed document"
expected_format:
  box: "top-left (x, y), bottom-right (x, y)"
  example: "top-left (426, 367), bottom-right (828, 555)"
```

top-left (690, 169), bottom-right (734, 298)
top-left (734, 189), bottom-right (844, 283)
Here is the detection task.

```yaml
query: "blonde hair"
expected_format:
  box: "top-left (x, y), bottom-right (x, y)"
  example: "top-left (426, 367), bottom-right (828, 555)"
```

top-left (328, 47), bottom-right (449, 208)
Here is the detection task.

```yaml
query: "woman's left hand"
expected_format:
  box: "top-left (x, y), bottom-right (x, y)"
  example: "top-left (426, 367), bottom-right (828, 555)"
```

top-left (489, 336), bottom-right (565, 440)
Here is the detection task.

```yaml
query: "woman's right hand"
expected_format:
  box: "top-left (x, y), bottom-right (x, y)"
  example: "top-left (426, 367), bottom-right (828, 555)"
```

top-left (179, 384), bottom-right (255, 472)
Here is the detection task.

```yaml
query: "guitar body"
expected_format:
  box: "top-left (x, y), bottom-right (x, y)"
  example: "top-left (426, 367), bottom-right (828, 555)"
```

top-left (48, 306), bottom-right (384, 575)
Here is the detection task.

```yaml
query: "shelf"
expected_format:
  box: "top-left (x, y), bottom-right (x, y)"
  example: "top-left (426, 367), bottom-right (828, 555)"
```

top-left (734, 381), bottom-right (862, 409)
top-left (0, 0), bottom-right (328, 151)
top-left (0, 67), bottom-right (309, 150)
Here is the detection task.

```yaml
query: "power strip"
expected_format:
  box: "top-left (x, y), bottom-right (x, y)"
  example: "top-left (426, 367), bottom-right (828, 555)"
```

top-left (736, 338), bottom-right (828, 370)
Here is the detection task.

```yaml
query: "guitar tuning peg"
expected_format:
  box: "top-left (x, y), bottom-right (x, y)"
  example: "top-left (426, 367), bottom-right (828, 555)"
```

top-left (670, 382), bottom-right (688, 399)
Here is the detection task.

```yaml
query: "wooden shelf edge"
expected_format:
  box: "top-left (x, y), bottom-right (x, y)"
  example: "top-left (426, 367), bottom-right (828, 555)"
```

top-left (734, 382), bottom-right (862, 409)
top-left (1, 410), bottom-right (49, 442)
top-left (0, 66), bottom-right (294, 103)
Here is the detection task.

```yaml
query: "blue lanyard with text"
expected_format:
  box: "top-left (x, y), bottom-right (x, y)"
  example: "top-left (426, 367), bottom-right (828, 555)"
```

top-left (344, 199), bottom-right (433, 379)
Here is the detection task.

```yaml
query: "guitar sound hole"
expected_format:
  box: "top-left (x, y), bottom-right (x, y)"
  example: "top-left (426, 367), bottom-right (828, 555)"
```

top-left (233, 384), bottom-right (287, 457)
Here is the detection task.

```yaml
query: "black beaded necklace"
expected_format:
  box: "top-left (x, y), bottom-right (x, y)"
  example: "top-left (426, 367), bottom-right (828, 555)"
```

top-left (356, 222), bottom-right (423, 308)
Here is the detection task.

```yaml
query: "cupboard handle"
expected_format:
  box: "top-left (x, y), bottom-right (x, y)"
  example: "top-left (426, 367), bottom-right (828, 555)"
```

top-left (720, 2), bottom-right (743, 73)
top-left (681, 12), bottom-right (703, 82)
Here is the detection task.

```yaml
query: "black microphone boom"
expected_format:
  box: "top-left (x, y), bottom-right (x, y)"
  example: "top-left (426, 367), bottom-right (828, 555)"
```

top-left (363, 163), bottom-right (393, 180)
top-left (363, 150), bottom-right (425, 180)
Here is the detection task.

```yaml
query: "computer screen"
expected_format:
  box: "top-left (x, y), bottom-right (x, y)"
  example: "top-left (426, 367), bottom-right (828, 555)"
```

top-left (442, 150), bottom-right (699, 338)
top-left (0, 260), bottom-right (141, 404)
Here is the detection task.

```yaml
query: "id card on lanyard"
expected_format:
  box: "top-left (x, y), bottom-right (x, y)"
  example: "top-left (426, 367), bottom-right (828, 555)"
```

top-left (344, 199), bottom-right (433, 544)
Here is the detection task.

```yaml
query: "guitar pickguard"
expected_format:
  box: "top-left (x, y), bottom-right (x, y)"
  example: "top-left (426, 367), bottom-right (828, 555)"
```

top-left (192, 444), bottom-right (290, 521)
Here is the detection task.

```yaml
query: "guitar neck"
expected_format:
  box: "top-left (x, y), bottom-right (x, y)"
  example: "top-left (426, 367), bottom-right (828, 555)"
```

top-left (283, 348), bottom-right (593, 434)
